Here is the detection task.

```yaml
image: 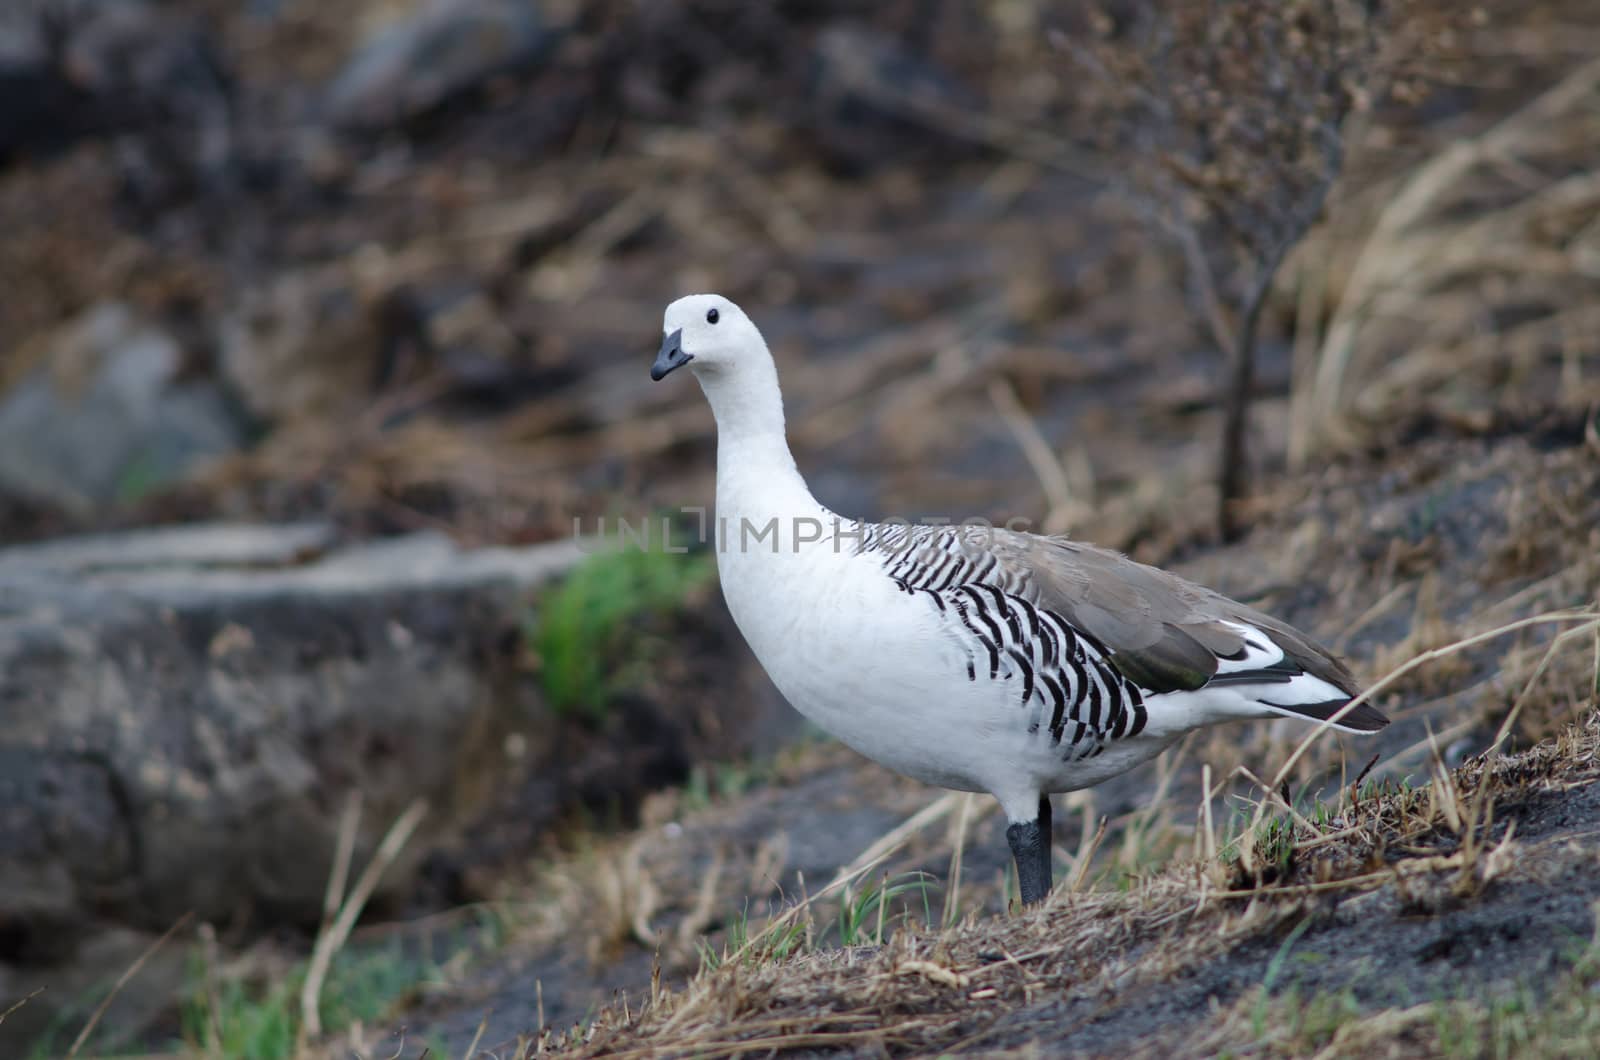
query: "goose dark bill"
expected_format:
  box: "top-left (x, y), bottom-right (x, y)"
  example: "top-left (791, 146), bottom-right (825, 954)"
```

top-left (651, 328), bottom-right (692, 380)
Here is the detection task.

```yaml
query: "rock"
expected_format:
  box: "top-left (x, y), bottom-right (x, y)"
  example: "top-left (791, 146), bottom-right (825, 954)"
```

top-left (0, 523), bottom-right (586, 945)
top-left (324, 0), bottom-right (561, 132)
top-left (0, 523), bottom-right (580, 1052)
top-left (0, 303), bottom-right (246, 515)
top-left (0, 522), bottom-right (788, 1054)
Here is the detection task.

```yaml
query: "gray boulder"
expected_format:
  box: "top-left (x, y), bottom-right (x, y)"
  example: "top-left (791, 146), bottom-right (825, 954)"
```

top-left (0, 303), bottom-right (245, 515)
top-left (0, 521), bottom-right (786, 1053)
top-left (0, 523), bottom-right (584, 951)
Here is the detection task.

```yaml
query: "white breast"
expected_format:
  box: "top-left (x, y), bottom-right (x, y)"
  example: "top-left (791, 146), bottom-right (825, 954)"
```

top-left (718, 528), bottom-right (969, 778)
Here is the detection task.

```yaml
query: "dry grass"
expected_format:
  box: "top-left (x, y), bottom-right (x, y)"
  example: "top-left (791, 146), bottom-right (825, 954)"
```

top-left (419, 578), bottom-right (1600, 1059)
top-left (539, 701), bottom-right (1600, 1059)
top-left (1296, 49), bottom-right (1600, 461)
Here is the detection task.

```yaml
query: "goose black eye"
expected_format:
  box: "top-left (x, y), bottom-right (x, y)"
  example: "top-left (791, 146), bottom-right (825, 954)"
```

top-left (706, 307), bottom-right (720, 324)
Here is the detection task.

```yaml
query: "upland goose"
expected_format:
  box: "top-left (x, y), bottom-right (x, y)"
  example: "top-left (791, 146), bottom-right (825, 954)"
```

top-left (651, 294), bottom-right (1387, 905)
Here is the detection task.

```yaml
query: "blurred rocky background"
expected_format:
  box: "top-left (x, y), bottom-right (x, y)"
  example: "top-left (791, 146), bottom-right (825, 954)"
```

top-left (0, 0), bottom-right (1597, 1055)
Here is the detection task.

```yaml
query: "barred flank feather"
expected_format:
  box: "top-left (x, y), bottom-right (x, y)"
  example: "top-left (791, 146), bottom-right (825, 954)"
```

top-left (857, 522), bottom-right (1381, 740)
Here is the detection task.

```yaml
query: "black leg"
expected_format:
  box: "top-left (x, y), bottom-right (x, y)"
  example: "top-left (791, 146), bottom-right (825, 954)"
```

top-left (1036, 792), bottom-right (1053, 900)
top-left (1006, 793), bottom-right (1054, 906)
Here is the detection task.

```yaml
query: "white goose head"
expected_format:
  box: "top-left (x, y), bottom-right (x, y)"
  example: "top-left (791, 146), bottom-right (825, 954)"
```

top-left (651, 294), bottom-right (767, 382)
top-left (652, 294), bottom-right (790, 448)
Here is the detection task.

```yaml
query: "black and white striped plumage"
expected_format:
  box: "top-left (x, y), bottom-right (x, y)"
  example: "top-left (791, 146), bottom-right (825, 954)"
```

top-left (861, 522), bottom-right (1155, 758)
top-left (652, 294), bottom-right (1388, 905)
top-left (859, 521), bottom-right (1386, 742)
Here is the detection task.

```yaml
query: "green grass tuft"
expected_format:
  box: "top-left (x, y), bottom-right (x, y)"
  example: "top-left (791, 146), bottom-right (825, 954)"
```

top-left (838, 872), bottom-right (939, 947)
top-left (178, 939), bottom-right (436, 1059)
top-left (528, 539), bottom-right (714, 722)
top-left (697, 904), bottom-right (808, 971)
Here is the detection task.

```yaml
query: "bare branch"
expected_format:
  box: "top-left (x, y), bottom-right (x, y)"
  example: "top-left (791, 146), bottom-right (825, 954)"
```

top-left (1054, 0), bottom-right (1383, 539)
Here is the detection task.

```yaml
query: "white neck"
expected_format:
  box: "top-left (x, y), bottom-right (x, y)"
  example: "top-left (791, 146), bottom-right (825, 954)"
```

top-left (694, 351), bottom-right (824, 536)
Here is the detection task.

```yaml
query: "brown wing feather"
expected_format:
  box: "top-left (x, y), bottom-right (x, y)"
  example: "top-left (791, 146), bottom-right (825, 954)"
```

top-left (984, 533), bottom-right (1360, 698)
